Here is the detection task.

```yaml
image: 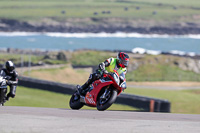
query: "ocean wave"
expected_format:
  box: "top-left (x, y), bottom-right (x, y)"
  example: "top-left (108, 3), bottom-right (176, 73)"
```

top-left (45, 32), bottom-right (200, 39)
top-left (132, 47), bottom-right (198, 56)
top-left (1, 32), bottom-right (200, 39)
top-left (0, 32), bottom-right (39, 36)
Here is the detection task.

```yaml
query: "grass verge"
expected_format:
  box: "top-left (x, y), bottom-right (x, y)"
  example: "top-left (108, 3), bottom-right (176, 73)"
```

top-left (125, 87), bottom-right (200, 114)
top-left (5, 86), bottom-right (200, 114)
top-left (5, 86), bottom-right (137, 111)
top-left (0, 53), bottom-right (67, 65)
top-left (126, 64), bottom-right (200, 81)
top-left (0, 0), bottom-right (200, 23)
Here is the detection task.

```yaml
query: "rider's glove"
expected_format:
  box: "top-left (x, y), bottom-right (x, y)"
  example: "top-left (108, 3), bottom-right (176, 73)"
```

top-left (99, 62), bottom-right (105, 71)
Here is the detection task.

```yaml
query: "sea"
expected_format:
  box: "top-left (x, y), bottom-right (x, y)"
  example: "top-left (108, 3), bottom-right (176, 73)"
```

top-left (0, 32), bottom-right (200, 55)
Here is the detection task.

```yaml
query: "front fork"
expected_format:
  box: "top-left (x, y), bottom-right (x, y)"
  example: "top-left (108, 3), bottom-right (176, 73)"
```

top-left (100, 86), bottom-right (110, 100)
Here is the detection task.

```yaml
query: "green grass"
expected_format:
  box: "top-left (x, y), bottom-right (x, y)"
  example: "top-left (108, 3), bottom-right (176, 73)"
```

top-left (71, 51), bottom-right (112, 66)
top-left (5, 86), bottom-right (200, 114)
top-left (0, 0), bottom-right (200, 23)
top-left (2, 51), bottom-right (200, 82)
top-left (125, 87), bottom-right (200, 114)
top-left (126, 64), bottom-right (200, 81)
top-left (5, 86), bottom-right (137, 111)
top-left (71, 51), bottom-right (200, 82)
top-left (0, 53), bottom-right (42, 64)
top-left (0, 53), bottom-right (67, 65)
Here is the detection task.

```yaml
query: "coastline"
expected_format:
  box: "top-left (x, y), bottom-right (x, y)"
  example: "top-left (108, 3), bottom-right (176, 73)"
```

top-left (0, 19), bottom-right (200, 58)
top-left (1, 31), bottom-right (200, 39)
top-left (0, 31), bottom-right (200, 57)
top-left (1, 19), bottom-right (200, 35)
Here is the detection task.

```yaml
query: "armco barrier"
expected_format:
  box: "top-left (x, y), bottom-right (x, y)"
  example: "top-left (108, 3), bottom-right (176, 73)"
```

top-left (116, 93), bottom-right (170, 112)
top-left (18, 76), bottom-right (171, 112)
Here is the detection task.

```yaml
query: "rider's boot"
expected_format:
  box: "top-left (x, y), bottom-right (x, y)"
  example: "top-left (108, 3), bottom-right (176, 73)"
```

top-left (77, 78), bottom-right (93, 96)
top-left (2, 95), bottom-right (7, 106)
top-left (77, 83), bottom-right (89, 96)
top-left (5, 96), bottom-right (10, 101)
top-left (6, 92), bottom-right (12, 101)
top-left (6, 91), bottom-right (15, 101)
top-left (6, 86), bottom-right (16, 101)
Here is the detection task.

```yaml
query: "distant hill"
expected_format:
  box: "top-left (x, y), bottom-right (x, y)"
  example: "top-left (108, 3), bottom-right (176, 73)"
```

top-left (0, 0), bottom-right (200, 34)
top-left (1, 49), bottom-right (200, 81)
top-left (68, 50), bottom-right (200, 81)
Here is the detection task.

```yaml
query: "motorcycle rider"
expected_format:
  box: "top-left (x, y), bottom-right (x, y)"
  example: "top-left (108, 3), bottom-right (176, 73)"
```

top-left (77, 52), bottom-right (129, 95)
top-left (0, 61), bottom-right (18, 101)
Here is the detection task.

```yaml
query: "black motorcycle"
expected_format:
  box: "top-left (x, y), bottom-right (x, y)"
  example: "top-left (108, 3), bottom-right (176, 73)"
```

top-left (0, 75), bottom-right (8, 106)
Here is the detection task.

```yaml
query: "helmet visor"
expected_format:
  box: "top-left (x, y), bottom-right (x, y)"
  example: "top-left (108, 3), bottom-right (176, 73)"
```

top-left (8, 66), bottom-right (14, 72)
top-left (121, 59), bottom-right (129, 67)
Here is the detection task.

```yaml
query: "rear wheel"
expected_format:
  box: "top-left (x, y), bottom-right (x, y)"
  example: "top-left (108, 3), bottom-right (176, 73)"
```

top-left (96, 88), bottom-right (117, 111)
top-left (69, 91), bottom-right (84, 110)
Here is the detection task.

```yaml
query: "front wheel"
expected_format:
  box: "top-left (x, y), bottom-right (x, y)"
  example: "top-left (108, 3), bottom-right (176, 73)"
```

top-left (69, 91), bottom-right (84, 110)
top-left (0, 88), bottom-right (7, 106)
top-left (97, 89), bottom-right (118, 111)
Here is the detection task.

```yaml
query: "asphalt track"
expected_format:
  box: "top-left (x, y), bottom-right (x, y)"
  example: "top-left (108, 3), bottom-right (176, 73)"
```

top-left (0, 106), bottom-right (200, 133)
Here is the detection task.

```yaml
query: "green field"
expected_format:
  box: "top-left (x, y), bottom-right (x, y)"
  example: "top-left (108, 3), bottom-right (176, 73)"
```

top-left (126, 64), bottom-right (200, 81)
top-left (5, 86), bottom-right (137, 111)
top-left (71, 50), bottom-right (112, 66)
top-left (70, 51), bottom-right (200, 82)
top-left (0, 53), bottom-right (67, 65)
top-left (2, 50), bottom-right (200, 82)
top-left (0, 53), bottom-right (42, 64)
top-left (125, 87), bottom-right (200, 114)
top-left (5, 86), bottom-right (200, 114)
top-left (0, 0), bottom-right (200, 24)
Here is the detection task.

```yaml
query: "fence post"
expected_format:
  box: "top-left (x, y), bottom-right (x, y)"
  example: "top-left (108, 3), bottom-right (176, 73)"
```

top-left (150, 99), bottom-right (155, 112)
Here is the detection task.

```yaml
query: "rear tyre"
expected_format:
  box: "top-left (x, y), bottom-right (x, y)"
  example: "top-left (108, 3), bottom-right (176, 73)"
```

top-left (69, 91), bottom-right (84, 110)
top-left (97, 89), bottom-right (117, 111)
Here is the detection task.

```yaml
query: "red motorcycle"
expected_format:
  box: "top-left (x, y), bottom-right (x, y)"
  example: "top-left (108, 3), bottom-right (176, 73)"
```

top-left (69, 70), bottom-right (126, 111)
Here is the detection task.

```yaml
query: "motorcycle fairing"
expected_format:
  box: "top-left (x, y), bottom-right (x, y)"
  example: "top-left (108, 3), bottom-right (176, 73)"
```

top-left (107, 74), bottom-right (123, 95)
top-left (84, 79), bottom-right (113, 106)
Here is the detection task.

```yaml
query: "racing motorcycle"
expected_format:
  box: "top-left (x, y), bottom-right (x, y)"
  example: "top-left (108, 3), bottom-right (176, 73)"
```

top-left (0, 75), bottom-right (8, 106)
top-left (69, 70), bottom-right (126, 111)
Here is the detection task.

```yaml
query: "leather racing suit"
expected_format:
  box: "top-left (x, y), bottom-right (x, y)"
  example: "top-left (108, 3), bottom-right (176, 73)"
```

top-left (0, 68), bottom-right (18, 100)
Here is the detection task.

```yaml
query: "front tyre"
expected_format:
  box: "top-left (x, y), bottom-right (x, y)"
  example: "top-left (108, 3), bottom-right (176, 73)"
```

top-left (97, 89), bottom-right (117, 111)
top-left (69, 91), bottom-right (84, 110)
top-left (0, 88), bottom-right (7, 106)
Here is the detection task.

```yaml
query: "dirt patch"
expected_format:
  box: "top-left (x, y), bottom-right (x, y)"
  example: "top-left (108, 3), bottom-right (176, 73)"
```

top-left (26, 65), bottom-right (90, 85)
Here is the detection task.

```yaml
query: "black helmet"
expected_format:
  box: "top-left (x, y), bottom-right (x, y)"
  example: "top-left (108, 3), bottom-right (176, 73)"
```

top-left (5, 61), bottom-right (15, 72)
top-left (117, 52), bottom-right (129, 68)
